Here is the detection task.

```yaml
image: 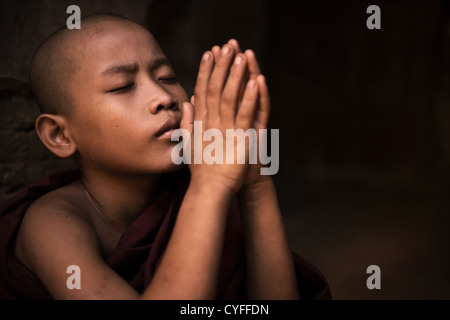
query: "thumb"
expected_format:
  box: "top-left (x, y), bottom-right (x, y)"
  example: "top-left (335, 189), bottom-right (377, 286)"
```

top-left (180, 101), bottom-right (194, 133)
top-left (179, 102), bottom-right (195, 164)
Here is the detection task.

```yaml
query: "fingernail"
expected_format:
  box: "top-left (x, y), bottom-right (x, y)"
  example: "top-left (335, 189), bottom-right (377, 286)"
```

top-left (203, 52), bottom-right (211, 61)
top-left (222, 46), bottom-right (231, 56)
top-left (248, 79), bottom-right (256, 89)
top-left (234, 55), bottom-right (242, 65)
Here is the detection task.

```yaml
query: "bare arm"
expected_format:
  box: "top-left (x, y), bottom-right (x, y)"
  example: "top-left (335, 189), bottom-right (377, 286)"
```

top-left (222, 40), bottom-right (300, 299)
top-left (15, 196), bottom-right (140, 299)
top-left (238, 177), bottom-right (300, 299)
top-left (15, 178), bottom-right (234, 300)
top-left (142, 179), bottom-right (233, 299)
top-left (144, 44), bottom-right (260, 299)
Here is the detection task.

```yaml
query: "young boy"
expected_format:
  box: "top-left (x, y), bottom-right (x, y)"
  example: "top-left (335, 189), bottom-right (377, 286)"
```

top-left (0, 14), bottom-right (331, 299)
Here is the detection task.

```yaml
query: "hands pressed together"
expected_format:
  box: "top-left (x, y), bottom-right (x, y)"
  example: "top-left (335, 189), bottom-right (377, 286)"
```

top-left (157, 40), bottom-right (299, 300)
top-left (180, 39), bottom-right (271, 194)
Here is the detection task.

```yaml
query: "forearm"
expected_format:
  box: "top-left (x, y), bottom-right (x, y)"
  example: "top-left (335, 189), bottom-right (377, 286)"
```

top-left (238, 177), bottom-right (299, 299)
top-left (142, 178), bottom-right (233, 299)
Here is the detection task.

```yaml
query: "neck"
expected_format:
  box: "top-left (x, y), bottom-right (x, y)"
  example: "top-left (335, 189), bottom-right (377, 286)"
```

top-left (79, 169), bottom-right (163, 228)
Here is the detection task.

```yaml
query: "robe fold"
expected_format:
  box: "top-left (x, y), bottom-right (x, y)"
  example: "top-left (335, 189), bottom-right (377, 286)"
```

top-left (0, 169), bottom-right (331, 300)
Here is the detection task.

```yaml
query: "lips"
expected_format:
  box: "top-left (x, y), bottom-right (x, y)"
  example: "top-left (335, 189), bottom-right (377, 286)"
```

top-left (154, 116), bottom-right (181, 139)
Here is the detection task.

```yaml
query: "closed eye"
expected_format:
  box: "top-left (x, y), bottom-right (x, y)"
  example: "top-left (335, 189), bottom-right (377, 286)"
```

top-left (108, 83), bottom-right (136, 93)
top-left (158, 77), bottom-right (177, 84)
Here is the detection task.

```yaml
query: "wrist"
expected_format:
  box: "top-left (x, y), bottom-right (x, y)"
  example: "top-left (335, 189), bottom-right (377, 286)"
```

top-left (189, 175), bottom-right (236, 199)
top-left (238, 175), bottom-right (274, 203)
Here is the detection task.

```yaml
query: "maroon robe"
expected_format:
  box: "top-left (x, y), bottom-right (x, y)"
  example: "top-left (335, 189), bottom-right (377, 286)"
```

top-left (0, 169), bottom-right (331, 300)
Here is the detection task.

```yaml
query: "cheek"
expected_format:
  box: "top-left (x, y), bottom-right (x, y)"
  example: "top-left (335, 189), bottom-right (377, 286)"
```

top-left (100, 120), bottom-right (144, 150)
top-left (172, 85), bottom-right (189, 104)
top-left (73, 118), bottom-right (180, 172)
top-left (71, 111), bottom-right (127, 156)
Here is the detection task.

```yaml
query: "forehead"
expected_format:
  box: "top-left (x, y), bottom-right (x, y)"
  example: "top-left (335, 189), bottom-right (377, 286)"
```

top-left (74, 20), bottom-right (166, 75)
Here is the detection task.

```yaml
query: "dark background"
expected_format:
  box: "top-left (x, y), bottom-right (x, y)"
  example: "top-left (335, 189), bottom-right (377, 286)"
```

top-left (1, 0), bottom-right (449, 299)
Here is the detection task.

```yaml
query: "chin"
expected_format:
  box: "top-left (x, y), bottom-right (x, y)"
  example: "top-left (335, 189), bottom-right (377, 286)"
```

top-left (165, 162), bottom-right (187, 173)
top-left (150, 161), bottom-right (186, 174)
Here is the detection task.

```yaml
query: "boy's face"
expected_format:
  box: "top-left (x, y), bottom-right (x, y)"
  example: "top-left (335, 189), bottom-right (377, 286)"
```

top-left (67, 20), bottom-right (188, 175)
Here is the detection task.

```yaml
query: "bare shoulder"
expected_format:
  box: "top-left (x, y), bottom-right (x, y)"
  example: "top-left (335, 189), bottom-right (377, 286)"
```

top-left (21, 181), bottom-right (92, 227)
top-left (20, 180), bottom-right (93, 230)
top-left (14, 181), bottom-right (101, 289)
top-left (16, 180), bottom-right (100, 258)
top-left (13, 181), bottom-right (139, 299)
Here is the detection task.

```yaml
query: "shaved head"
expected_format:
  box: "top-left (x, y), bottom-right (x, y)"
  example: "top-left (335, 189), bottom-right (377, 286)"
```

top-left (30, 14), bottom-right (141, 116)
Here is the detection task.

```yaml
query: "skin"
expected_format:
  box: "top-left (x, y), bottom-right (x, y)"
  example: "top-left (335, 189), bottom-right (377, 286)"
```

top-left (14, 19), bottom-right (299, 299)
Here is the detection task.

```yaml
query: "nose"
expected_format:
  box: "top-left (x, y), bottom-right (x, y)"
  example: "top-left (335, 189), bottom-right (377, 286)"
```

top-left (148, 86), bottom-right (178, 114)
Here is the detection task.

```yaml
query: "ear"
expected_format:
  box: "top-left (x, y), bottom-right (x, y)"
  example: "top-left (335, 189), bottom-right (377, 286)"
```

top-left (35, 114), bottom-right (77, 158)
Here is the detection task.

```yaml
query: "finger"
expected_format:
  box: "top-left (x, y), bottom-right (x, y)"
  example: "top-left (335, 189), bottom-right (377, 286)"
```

top-left (179, 102), bottom-right (195, 163)
top-left (220, 53), bottom-right (247, 125)
top-left (214, 42), bottom-right (242, 102)
top-left (206, 44), bottom-right (235, 120)
top-left (226, 40), bottom-right (247, 102)
top-left (236, 79), bottom-right (259, 130)
top-left (180, 102), bottom-right (195, 133)
top-left (211, 45), bottom-right (221, 65)
top-left (193, 51), bottom-right (214, 119)
top-left (254, 74), bottom-right (271, 130)
top-left (227, 39), bottom-right (241, 53)
top-left (244, 49), bottom-right (262, 79)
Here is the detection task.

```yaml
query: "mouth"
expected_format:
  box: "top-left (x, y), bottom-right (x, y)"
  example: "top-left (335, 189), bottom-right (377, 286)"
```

top-left (154, 116), bottom-right (181, 140)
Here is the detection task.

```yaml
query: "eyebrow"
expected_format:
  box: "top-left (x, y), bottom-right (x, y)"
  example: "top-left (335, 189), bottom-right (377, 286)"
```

top-left (149, 58), bottom-right (174, 72)
top-left (101, 58), bottom-right (173, 77)
top-left (101, 62), bottom-right (138, 76)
